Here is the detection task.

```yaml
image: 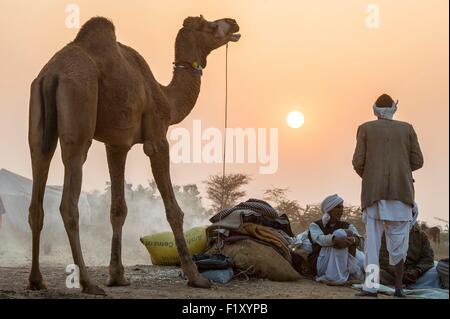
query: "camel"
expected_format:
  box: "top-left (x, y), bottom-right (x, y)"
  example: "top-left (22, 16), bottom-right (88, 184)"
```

top-left (28, 15), bottom-right (240, 295)
top-left (420, 223), bottom-right (441, 248)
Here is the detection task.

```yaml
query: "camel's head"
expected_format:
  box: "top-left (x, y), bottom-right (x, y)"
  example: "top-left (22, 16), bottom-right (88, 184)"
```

top-left (176, 15), bottom-right (240, 68)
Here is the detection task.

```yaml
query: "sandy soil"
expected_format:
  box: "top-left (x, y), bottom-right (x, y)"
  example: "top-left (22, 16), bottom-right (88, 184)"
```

top-left (0, 224), bottom-right (389, 299)
top-left (0, 264), bottom-right (394, 299)
top-left (1, 222), bottom-right (443, 299)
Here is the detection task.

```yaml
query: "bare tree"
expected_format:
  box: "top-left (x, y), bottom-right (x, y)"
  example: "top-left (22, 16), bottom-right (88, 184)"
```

top-left (204, 173), bottom-right (251, 211)
top-left (263, 187), bottom-right (289, 204)
top-left (174, 184), bottom-right (208, 218)
top-left (263, 187), bottom-right (302, 223)
top-left (263, 187), bottom-right (366, 234)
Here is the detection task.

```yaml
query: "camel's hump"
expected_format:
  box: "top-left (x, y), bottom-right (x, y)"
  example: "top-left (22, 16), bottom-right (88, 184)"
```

top-left (74, 17), bottom-right (116, 43)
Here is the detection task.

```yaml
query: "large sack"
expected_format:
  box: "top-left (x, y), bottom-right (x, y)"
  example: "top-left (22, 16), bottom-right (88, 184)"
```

top-left (291, 247), bottom-right (314, 278)
top-left (208, 239), bottom-right (301, 281)
top-left (140, 226), bottom-right (207, 266)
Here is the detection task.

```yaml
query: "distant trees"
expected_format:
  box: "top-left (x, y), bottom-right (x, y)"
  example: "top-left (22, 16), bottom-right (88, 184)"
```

top-left (85, 179), bottom-right (370, 235)
top-left (87, 173), bottom-right (254, 228)
top-left (263, 187), bottom-right (365, 234)
top-left (263, 187), bottom-right (302, 220)
top-left (87, 180), bottom-right (210, 225)
top-left (204, 173), bottom-right (251, 211)
top-left (174, 184), bottom-right (208, 218)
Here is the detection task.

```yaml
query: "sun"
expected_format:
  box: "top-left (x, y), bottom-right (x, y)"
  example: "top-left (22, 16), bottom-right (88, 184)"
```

top-left (286, 111), bottom-right (305, 128)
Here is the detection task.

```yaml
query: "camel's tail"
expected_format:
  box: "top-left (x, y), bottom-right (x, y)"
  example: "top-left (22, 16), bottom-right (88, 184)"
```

top-left (29, 75), bottom-right (58, 154)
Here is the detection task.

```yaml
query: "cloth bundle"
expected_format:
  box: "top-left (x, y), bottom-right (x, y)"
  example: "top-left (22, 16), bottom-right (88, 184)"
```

top-left (205, 199), bottom-right (300, 281)
top-left (210, 199), bottom-right (279, 222)
top-left (235, 223), bottom-right (292, 261)
top-left (192, 253), bottom-right (235, 271)
top-left (190, 253), bottom-right (235, 284)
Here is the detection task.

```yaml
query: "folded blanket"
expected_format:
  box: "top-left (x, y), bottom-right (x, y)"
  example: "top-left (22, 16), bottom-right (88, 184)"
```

top-left (235, 223), bottom-right (291, 261)
top-left (192, 253), bottom-right (235, 271)
top-left (210, 199), bottom-right (279, 223)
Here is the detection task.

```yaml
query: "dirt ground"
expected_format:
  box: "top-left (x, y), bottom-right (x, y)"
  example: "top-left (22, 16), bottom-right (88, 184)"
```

top-left (0, 224), bottom-right (390, 299)
top-left (0, 264), bottom-right (394, 299)
top-left (1, 222), bottom-right (444, 299)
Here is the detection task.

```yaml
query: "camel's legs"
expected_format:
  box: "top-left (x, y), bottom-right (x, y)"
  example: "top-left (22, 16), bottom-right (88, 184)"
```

top-left (27, 78), bottom-right (58, 290)
top-left (106, 145), bottom-right (130, 286)
top-left (28, 135), bottom-right (57, 290)
top-left (146, 139), bottom-right (210, 288)
top-left (56, 76), bottom-right (103, 295)
top-left (59, 141), bottom-right (104, 295)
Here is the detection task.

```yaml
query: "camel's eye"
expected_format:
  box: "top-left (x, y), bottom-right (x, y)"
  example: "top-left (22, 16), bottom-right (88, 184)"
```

top-left (200, 23), bottom-right (216, 34)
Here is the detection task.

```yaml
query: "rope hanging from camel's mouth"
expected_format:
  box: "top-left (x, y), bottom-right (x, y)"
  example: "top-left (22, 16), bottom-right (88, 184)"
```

top-left (222, 43), bottom-right (229, 182)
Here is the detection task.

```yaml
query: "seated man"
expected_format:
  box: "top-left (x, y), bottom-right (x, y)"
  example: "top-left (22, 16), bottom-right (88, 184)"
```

top-left (379, 205), bottom-right (441, 289)
top-left (308, 194), bottom-right (364, 284)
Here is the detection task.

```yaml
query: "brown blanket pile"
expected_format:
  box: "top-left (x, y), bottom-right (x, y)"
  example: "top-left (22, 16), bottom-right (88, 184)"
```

top-left (206, 199), bottom-right (304, 281)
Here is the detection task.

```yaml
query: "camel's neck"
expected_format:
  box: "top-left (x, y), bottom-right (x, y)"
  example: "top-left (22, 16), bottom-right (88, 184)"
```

top-left (164, 66), bottom-right (202, 125)
top-left (161, 27), bottom-right (210, 125)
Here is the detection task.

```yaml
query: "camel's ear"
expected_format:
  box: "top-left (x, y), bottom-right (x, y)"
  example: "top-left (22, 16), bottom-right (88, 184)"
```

top-left (183, 16), bottom-right (206, 30)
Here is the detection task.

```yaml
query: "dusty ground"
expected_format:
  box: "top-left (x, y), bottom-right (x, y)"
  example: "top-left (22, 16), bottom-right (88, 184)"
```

top-left (0, 264), bottom-right (393, 299)
top-left (1, 222), bottom-right (445, 299)
top-left (0, 225), bottom-right (391, 299)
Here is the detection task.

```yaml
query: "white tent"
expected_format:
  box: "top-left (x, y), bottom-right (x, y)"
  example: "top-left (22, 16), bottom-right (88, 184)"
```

top-left (0, 168), bottom-right (91, 233)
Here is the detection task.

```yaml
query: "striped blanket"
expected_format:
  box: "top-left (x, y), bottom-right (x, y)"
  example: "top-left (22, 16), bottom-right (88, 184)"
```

top-left (210, 198), bottom-right (279, 223)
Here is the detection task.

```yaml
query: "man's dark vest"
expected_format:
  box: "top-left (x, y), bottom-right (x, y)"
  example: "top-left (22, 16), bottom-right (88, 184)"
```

top-left (307, 219), bottom-right (350, 276)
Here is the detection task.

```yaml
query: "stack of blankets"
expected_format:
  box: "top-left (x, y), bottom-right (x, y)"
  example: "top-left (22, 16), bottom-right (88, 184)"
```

top-left (205, 199), bottom-right (305, 281)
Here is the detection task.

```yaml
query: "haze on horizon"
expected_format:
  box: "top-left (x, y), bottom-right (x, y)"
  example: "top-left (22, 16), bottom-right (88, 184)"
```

top-left (0, 0), bottom-right (448, 224)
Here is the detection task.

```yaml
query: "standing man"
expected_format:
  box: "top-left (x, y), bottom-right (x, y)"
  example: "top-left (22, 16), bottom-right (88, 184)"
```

top-left (352, 94), bottom-right (424, 297)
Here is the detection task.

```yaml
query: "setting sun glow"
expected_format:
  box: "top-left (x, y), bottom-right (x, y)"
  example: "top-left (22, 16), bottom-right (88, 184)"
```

top-left (286, 111), bottom-right (305, 129)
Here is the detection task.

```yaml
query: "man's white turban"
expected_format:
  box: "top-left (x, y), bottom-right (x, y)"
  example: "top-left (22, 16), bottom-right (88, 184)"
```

top-left (373, 100), bottom-right (398, 120)
top-left (321, 194), bottom-right (344, 226)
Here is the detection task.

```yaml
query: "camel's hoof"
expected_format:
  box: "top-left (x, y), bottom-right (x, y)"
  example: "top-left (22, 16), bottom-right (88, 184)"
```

top-left (27, 280), bottom-right (48, 291)
top-left (82, 284), bottom-right (106, 295)
top-left (107, 276), bottom-right (130, 287)
top-left (188, 274), bottom-right (211, 289)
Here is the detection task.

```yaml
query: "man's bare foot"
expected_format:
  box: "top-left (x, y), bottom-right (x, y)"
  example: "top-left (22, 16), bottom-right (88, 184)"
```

top-left (394, 288), bottom-right (407, 298)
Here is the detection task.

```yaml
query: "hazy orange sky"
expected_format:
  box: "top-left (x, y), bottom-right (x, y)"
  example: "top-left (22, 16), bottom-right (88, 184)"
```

top-left (0, 0), bottom-right (448, 224)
